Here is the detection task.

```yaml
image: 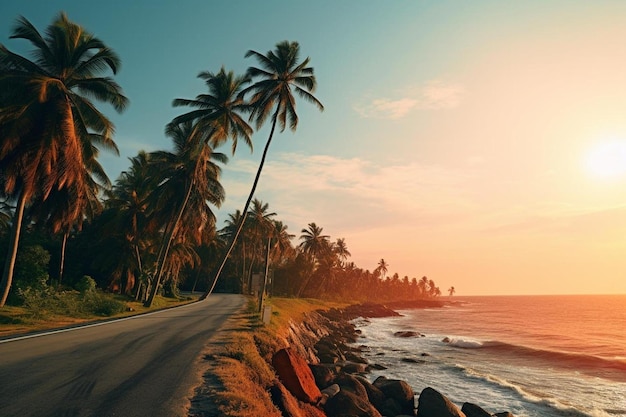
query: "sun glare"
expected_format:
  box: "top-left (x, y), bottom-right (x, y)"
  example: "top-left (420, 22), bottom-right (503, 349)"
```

top-left (585, 139), bottom-right (626, 179)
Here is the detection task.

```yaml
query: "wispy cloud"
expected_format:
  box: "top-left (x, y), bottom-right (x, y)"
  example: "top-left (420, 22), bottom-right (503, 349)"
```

top-left (219, 152), bottom-right (478, 234)
top-left (418, 80), bottom-right (465, 110)
top-left (354, 80), bottom-right (465, 119)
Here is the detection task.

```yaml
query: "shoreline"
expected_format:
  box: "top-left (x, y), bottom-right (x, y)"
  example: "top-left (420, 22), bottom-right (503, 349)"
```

top-left (261, 301), bottom-right (519, 417)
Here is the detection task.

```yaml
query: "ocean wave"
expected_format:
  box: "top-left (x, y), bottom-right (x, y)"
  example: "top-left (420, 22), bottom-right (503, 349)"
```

top-left (441, 337), bottom-right (626, 381)
top-left (455, 364), bottom-right (618, 417)
top-left (442, 337), bottom-right (485, 349)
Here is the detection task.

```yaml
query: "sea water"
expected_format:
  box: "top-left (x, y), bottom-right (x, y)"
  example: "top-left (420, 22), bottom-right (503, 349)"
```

top-left (353, 295), bottom-right (626, 417)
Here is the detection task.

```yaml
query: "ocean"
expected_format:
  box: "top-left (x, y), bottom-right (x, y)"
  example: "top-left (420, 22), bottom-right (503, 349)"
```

top-left (353, 295), bottom-right (626, 417)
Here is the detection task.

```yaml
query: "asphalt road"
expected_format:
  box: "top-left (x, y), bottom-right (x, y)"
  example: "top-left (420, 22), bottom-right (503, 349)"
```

top-left (0, 293), bottom-right (246, 417)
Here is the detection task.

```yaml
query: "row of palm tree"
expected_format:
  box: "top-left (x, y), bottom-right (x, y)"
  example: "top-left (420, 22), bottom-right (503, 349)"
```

top-left (1, 13), bottom-right (442, 308)
top-left (0, 12), bottom-right (322, 307)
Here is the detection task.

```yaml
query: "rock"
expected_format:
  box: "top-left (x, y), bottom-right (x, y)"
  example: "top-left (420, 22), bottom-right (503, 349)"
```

top-left (494, 413), bottom-right (515, 417)
top-left (461, 402), bottom-right (492, 417)
top-left (334, 373), bottom-right (369, 399)
top-left (367, 363), bottom-right (387, 371)
top-left (401, 358), bottom-right (426, 364)
top-left (355, 375), bottom-right (386, 411)
top-left (394, 331), bottom-right (421, 338)
top-left (309, 364), bottom-right (335, 389)
top-left (324, 390), bottom-right (383, 417)
top-left (272, 348), bottom-right (322, 404)
top-left (372, 376), bottom-right (415, 416)
top-left (321, 383), bottom-right (340, 398)
top-left (341, 361), bottom-right (368, 374)
top-left (416, 387), bottom-right (466, 417)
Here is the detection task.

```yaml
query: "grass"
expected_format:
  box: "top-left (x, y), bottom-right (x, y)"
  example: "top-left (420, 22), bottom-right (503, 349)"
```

top-left (194, 296), bottom-right (347, 417)
top-left (0, 292), bottom-right (199, 338)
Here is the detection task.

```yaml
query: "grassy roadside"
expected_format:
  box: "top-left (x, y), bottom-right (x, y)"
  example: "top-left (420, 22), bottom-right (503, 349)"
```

top-left (0, 292), bottom-right (200, 338)
top-left (191, 297), bottom-right (346, 417)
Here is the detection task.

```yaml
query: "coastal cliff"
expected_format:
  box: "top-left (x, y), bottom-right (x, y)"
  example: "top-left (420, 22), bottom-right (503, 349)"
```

top-left (189, 300), bottom-right (516, 417)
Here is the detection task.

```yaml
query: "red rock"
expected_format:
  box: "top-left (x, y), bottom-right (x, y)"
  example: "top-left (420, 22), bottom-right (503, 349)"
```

top-left (273, 348), bottom-right (323, 404)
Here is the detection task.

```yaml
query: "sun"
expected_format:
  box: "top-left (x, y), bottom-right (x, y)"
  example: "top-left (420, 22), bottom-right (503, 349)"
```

top-left (585, 139), bottom-right (626, 179)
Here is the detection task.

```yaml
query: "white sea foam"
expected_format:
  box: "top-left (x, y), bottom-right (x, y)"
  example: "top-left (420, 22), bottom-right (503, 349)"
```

top-left (442, 337), bottom-right (484, 349)
top-left (352, 295), bottom-right (626, 417)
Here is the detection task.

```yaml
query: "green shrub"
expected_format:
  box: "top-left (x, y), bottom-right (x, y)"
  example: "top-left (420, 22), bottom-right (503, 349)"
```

top-left (82, 291), bottom-right (126, 316)
top-left (9, 244), bottom-right (51, 305)
top-left (18, 287), bottom-right (55, 319)
top-left (75, 275), bottom-right (97, 294)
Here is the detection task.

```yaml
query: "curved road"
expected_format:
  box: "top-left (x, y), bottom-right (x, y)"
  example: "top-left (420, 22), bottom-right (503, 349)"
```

top-left (0, 293), bottom-right (246, 417)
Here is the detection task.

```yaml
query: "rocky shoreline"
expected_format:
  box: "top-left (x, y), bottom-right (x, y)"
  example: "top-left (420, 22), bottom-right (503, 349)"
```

top-left (272, 302), bottom-right (517, 417)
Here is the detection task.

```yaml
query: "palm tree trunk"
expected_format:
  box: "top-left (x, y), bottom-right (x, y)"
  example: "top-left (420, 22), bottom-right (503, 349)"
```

top-left (58, 232), bottom-right (68, 288)
top-left (191, 267), bottom-right (202, 294)
top-left (0, 192), bottom-right (27, 307)
top-left (257, 237), bottom-right (271, 313)
top-left (145, 179), bottom-right (194, 307)
top-left (202, 107), bottom-right (281, 299)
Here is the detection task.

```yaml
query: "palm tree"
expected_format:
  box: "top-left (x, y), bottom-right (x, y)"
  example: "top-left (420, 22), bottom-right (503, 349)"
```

top-left (244, 199), bottom-right (276, 297)
top-left (448, 286), bottom-right (455, 297)
top-left (0, 13), bottom-right (127, 307)
top-left (170, 67), bottom-right (253, 154)
top-left (144, 121), bottom-right (227, 307)
top-left (375, 258), bottom-right (389, 280)
top-left (334, 238), bottom-right (351, 266)
top-left (270, 220), bottom-right (295, 265)
top-left (298, 222), bottom-right (331, 263)
top-left (204, 41), bottom-right (323, 299)
top-left (157, 68), bottom-right (251, 305)
top-left (419, 276), bottom-right (429, 297)
top-left (102, 152), bottom-right (153, 296)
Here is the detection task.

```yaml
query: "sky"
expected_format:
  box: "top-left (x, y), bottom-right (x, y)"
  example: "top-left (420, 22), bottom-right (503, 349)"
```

top-left (2, 1), bottom-right (626, 295)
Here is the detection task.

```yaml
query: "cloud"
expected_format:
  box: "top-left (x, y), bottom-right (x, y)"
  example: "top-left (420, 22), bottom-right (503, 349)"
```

top-left (418, 80), bottom-right (464, 110)
top-left (354, 98), bottom-right (418, 120)
top-left (218, 152), bottom-right (478, 234)
top-left (354, 80), bottom-right (464, 119)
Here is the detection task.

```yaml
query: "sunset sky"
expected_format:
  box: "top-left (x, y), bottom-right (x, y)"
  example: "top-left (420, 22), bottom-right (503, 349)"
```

top-left (2, 1), bottom-right (626, 295)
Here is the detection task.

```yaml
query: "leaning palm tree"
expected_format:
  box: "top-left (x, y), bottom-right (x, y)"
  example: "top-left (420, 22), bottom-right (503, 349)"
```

top-left (0, 13), bottom-right (127, 307)
top-left (144, 121), bottom-right (227, 307)
top-left (204, 41), bottom-right (323, 298)
top-left (146, 68), bottom-right (252, 306)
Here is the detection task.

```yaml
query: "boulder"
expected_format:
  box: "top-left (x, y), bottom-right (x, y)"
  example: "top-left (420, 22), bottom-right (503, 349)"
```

top-left (372, 376), bottom-right (415, 416)
top-left (494, 413), bottom-right (515, 417)
top-left (335, 373), bottom-right (369, 399)
top-left (321, 383), bottom-right (340, 399)
top-left (416, 387), bottom-right (465, 417)
top-left (273, 348), bottom-right (322, 404)
top-left (340, 361), bottom-right (368, 374)
top-left (324, 390), bottom-right (383, 417)
top-left (309, 364), bottom-right (335, 389)
top-left (461, 402), bottom-right (492, 417)
top-left (355, 375), bottom-right (386, 411)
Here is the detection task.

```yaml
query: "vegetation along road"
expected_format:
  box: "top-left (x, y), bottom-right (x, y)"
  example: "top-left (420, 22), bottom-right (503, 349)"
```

top-left (0, 293), bottom-right (246, 417)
